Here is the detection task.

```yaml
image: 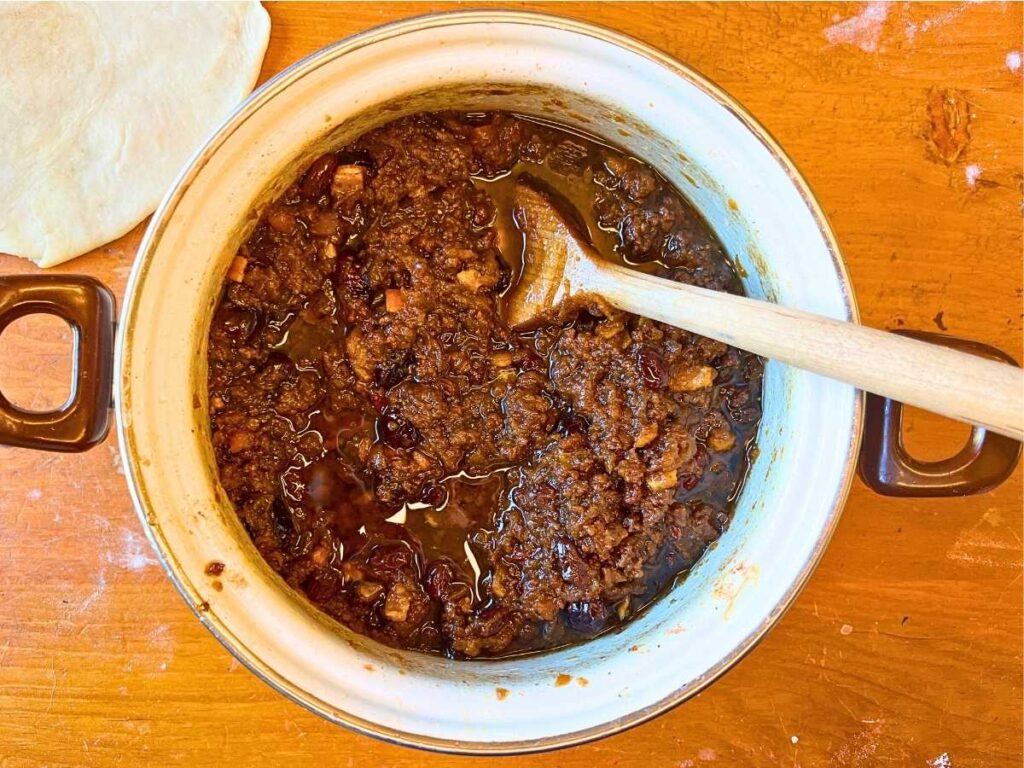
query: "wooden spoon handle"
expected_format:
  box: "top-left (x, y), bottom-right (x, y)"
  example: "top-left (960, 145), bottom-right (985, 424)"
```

top-left (585, 261), bottom-right (1024, 441)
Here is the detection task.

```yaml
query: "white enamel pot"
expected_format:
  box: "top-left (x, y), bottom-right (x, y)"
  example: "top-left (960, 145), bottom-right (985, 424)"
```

top-left (3, 10), bottom-right (1019, 756)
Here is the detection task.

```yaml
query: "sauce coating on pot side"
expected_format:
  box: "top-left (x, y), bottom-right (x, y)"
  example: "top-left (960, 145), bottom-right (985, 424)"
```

top-left (207, 112), bottom-right (763, 658)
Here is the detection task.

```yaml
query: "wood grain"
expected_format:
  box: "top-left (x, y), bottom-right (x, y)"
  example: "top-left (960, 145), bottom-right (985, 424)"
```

top-left (0, 3), bottom-right (1021, 766)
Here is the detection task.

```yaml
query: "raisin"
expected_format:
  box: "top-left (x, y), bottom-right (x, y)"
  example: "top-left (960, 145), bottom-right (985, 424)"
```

top-left (374, 351), bottom-right (413, 389)
top-left (424, 559), bottom-right (455, 600)
top-left (271, 497), bottom-right (294, 542)
top-left (378, 407), bottom-right (420, 448)
top-left (300, 153), bottom-right (339, 200)
top-left (636, 346), bottom-right (667, 389)
top-left (368, 543), bottom-right (414, 574)
top-left (680, 473), bottom-right (700, 491)
top-left (472, 605), bottom-right (511, 638)
top-left (215, 308), bottom-right (258, 342)
top-left (304, 569), bottom-right (340, 601)
top-left (420, 484), bottom-right (448, 508)
top-left (565, 601), bottom-right (607, 634)
top-left (556, 411), bottom-right (589, 437)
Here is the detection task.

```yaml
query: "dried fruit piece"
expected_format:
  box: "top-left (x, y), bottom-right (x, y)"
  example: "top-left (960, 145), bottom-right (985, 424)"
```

top-left (384, 289), bottom-right (405, 312)
top-left (226, 255), bottom-right (248, 282)
top-left (670, 365), bottom-right (715, 392)
top-left (707, 425), bottom-right (735, 452)
top-left (331, 164), bottom-right (365, 201)
top-left (647, 469), bottom-right (678, 491)
top-left (456, 269), bottom-right (484, 291)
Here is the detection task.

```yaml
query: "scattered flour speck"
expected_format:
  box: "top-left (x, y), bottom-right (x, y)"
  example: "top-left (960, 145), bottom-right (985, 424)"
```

top-left (840, 623), bottom-right (854, 635)
top-left (824, 2), bottom-right (890, 53)
top-left (791, 735), bottom-right (800, 745)
top-left (118, 528), bottom-right (159, 571)
top-left (77, 570), bottom-right (108, 615)
top-left (28, 488), bottom-right (42, 501)
top-left (1007, 51), bottom-right (1022, 73)
top-left (928, 753), bottom-right (952, 768)
top-left (964, 164), bottom-right (983, 189)
top-left (108, 444), bottom-right (125, 476)
top-left (145, 624), bottom-right (176, 672)
top-left (697, 748), bottom-right (717, 762)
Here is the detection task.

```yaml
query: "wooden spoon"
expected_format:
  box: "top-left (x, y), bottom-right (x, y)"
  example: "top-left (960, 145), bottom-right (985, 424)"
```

top-left (506, 178), bottom-right (1024, 441)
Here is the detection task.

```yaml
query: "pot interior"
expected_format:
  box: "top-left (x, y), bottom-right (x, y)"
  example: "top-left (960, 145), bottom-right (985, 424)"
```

top-left (119, 13), bottom-right (860, 751)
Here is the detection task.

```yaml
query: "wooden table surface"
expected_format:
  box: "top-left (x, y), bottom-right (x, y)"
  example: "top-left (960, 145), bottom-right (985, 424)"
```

top-left (1, 3), bottom-right (1021, 766)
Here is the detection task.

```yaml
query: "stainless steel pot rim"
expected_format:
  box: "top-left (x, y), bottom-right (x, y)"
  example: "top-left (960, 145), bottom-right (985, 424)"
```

top-left (115, 9), bottom-right (864, 756)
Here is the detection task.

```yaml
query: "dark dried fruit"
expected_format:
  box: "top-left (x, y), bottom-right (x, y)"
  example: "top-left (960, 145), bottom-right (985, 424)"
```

top-left (378, 407), bottom-right (420, 448)
top-left (300, 153), bottom-right (339, 200)
top-left (367, 543), bottom-right (414, 574)
top-left (473, 605), bottom-right (511, 638)
top-left (554, 410), bottom-right (588, 437)
top-left (565, 601), bottom-right (607, 633)
top-left (420, 484), bottom-right (448, 508)
top-left (636, 346), bottom-right (667, 389)
top-left (680, 473), bottom-right (700, 491)
top-left (215, 308), bottom-right (257, 342)
top-left (424, 559), bottom-right (455, 600)
top-left (374, 352), bottom-right (413, 389)
top-left (271, 497), bottom-right (294, 542)
top-left (304, 569), bottom-right (340, 601)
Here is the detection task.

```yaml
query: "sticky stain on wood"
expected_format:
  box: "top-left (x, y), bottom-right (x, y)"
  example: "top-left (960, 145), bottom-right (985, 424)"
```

top-left (924, 88), bottom-right (972, 165)
top-left (554, 673), bottom-right (572, 687)
top-left (495, 687), bottom-right (510, 700)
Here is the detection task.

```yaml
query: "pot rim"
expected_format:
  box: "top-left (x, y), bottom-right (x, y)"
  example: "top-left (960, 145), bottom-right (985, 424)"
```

top-left (116, 9), bottom-right (864, 755)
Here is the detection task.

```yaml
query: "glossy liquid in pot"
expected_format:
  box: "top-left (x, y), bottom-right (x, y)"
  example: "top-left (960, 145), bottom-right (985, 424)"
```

top-left (206, 111), bottom-right (763, 658)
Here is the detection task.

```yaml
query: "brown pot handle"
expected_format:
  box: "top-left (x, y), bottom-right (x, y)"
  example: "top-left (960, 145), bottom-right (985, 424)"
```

top-left (0, 275), bottom-right (115, 452)
top-left (859, 329), bottom-right (1021, 497)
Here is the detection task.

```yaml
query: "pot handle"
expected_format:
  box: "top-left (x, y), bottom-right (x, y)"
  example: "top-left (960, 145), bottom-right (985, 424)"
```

top-left (859, 330), bottom-right (1021, 497)
top-left (0, 275), bottom-right (115, 452)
